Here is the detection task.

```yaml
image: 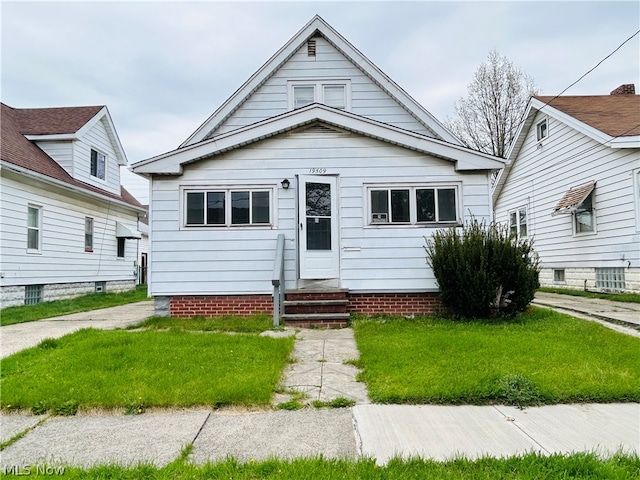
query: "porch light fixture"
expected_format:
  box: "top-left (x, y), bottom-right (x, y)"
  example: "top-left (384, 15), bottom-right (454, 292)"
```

top-left (281, 179), bottom-right (290, 189)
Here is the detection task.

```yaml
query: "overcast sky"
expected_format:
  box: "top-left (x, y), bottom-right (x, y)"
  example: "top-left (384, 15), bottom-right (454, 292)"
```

top-left (2, 1), bottom-right (639, 204)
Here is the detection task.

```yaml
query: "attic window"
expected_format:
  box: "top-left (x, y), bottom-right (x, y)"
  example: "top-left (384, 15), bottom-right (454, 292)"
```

top-left (90, 149), bottom-right (106, 180)
top-left (536, 119), bottom-right (548, 142)
top-left (307, 39), bottom-right (316, 57)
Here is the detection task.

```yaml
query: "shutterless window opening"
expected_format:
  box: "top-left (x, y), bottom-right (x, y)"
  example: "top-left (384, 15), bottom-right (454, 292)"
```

top-left (370, 186), bottom-right (457, 224)
top-left (90, 149), bottom-right (106, 180)
top-left (185, 190), bottom-right (271, 226)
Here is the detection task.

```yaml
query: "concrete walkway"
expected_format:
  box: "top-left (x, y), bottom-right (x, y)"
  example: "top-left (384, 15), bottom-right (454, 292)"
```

top-left (0, 301), bottom-right (154, 358)
top-left (1, 298), bottom-right (639, 469)
top-left (276, 328), bottom-right (370, 405)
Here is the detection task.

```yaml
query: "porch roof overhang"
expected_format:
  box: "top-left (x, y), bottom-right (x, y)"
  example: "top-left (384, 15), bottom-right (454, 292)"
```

top-left (116, 222), bottom-right (142, 239)
top-left (131, 104), bottom-right (504, 176)
top-left (552, 181), bottom-right (595, 216)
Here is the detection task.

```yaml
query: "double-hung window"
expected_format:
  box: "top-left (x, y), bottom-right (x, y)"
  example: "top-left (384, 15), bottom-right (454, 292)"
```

top-left (368, 185), bottom-right (459, 225)
top-left (85, 217), bottom-right (94, 252)
top-left (90, 149), bottom-right (106, 180)
top-left (27, 205), bottom-right (41, 252)
top-left (185, 189), bottom-right (272, 227)
top-left (509, 207), bottom-right (528, 238)
top-left (290, 81), bottom-right (350, 110)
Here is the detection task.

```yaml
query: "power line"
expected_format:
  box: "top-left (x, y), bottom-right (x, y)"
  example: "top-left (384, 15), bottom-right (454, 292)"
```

top-left (467, 29), bottom-right (640, 157)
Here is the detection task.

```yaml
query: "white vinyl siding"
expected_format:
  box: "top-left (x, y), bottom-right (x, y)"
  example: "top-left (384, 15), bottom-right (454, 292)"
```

top-left (72, 117), bottom-right (121, 195)
top-left (148, 130), bottom-right (490, 296)
top-left (0, 172), bottom-right (139, 287)
top-left (494, 110), bottom-right (640, 277)
top-left (211, 37), bottom-right (433, 137)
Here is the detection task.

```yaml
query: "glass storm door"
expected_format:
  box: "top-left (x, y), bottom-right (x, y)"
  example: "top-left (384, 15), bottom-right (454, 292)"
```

top-left (299, 175), bottom-right (339, 279)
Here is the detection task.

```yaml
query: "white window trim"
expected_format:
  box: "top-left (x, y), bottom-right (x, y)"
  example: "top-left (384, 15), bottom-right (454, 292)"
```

top-left (117, 237), bottom-right (126, 259)
top-left (634, 168), bottom-right (640, 232)
top-left (536, 117), bottom-right (548, 143)
top-left (508, 206), bottom-right (528, 239)
top-left (573, 190), bottom-right (597, 237)
top-left (85, 217), bottom-right (94, 252)
top-left (287, 79), bottom-right (352, 111)
top-left (364, 183), bottom-right (462, 227)
top-left (90, 148), bottom-right (108, 182)
top-left (26, 204), bottom-right (42, 254)
top-left (181, 185), bottom-right (276, 229)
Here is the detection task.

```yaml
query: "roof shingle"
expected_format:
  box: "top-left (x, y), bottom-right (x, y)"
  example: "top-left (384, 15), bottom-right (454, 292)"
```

top-left (534, 95), bottom-right (640, 137)
top-left (1, 103), bottom-right (141, 209)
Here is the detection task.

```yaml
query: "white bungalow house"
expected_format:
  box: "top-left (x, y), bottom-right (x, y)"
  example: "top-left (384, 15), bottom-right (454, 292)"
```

top-left (1, 103), bottom-right (146, 307)
top-left (132, 15), bottom-right (503, 325)
top-left (493, 84), bottom-right (640, 293)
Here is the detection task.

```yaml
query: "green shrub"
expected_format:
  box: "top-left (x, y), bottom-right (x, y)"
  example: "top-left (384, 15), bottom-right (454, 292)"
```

top-left (425, 218), bottom-right (539, 318)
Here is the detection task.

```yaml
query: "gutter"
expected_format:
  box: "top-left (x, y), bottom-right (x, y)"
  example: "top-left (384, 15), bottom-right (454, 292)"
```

top-left (0, 161), bottom-right (146, 214)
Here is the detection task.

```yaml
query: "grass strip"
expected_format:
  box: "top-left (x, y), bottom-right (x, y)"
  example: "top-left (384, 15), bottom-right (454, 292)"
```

top-left (0, 285), bottom-right (149, 326)
top-left (538, 287), bottom-right (640, 304)
top-left (135, 313), bottom-right (274, 333)
top-left (0, 328), bottom-right (294, 412)
top-left (1, 453), bottom-right (638, 479)
top-left (353, 308), bottom-right (640, 405)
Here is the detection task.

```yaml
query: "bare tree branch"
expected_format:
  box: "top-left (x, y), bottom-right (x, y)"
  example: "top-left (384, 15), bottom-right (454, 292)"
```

top-left (446, 50), bottom-right (538, 158)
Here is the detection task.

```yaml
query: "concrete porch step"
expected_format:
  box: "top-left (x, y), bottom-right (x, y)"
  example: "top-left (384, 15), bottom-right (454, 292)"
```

top-left (282, 313), bottom-right (350, 329)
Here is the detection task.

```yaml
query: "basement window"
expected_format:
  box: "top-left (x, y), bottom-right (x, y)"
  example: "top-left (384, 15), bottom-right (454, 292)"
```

top-left (595, 268), bottom-right (625, 291)
top-left (25, 285), bottom-right (43, 305)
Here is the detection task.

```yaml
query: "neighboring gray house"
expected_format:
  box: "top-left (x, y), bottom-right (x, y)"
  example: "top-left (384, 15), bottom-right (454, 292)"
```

top-left (1, 103), bottom-right (145, 307)
top-left (493, 84), bottom-right (640, 293)
top-left (132, 16), bottom-right (503, 324)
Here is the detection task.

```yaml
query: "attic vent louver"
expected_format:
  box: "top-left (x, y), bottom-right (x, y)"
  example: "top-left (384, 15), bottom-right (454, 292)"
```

top-left (307, 39), bottom-right (316, 57)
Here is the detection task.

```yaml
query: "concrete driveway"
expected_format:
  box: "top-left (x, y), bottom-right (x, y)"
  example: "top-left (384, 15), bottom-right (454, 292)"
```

top-left (0, 301), bottom-right (154, 358)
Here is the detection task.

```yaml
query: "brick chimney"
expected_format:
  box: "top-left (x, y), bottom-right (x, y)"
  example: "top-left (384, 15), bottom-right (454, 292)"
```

top-left (610, 84), bottom-right (635, 95)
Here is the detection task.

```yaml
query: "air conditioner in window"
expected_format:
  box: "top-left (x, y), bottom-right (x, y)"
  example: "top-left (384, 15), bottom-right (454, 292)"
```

top-left (371, 213), bottom-right (388, 223)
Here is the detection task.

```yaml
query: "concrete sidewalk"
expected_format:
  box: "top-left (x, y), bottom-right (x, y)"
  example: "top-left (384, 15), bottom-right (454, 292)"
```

top-left (0, 301), bottom-right (154, 358)
top-left (533, 292), bottom-right (640, 337)
top-left (2, 403), bottom-right (638, 468)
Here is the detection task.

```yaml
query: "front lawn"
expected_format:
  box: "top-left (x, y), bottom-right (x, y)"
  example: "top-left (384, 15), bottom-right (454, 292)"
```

top-left (353, 308), bottom-right (640, 406)
top-left (0, 285), bottom-right (150, 326)
top-left (0, 328), bottom-right (294, 413)
top-left (136, 313), bottom-right (274, 334)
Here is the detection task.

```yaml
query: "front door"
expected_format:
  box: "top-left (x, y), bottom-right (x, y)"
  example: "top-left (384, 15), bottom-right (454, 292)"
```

top-left (298, 175), bottom-right (339, 279)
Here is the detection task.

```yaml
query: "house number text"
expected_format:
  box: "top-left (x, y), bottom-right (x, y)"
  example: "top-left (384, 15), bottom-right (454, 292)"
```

top-left (309, 168), bottom-right (326, 174)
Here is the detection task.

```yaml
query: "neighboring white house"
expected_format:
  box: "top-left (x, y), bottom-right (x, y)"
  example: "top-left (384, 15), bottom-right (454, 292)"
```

top-left (493, 84), bottom-right (640, 293)
top-left (1, 103), bottom-right (146, 307)
top-left (132, 15), bottom-right (503, 322)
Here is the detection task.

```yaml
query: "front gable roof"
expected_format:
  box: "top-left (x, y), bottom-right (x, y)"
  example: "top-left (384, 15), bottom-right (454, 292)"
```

top-left (132, 104), bottom-right (503, 175)
top-left (1, 103), bottom-right (142, 210)
top-left (181, 15), bottom-right (459, 147)
top-left (18, 105), bottom-right (128, 166)
top-left (492, 93), bottom-right (640, 203)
